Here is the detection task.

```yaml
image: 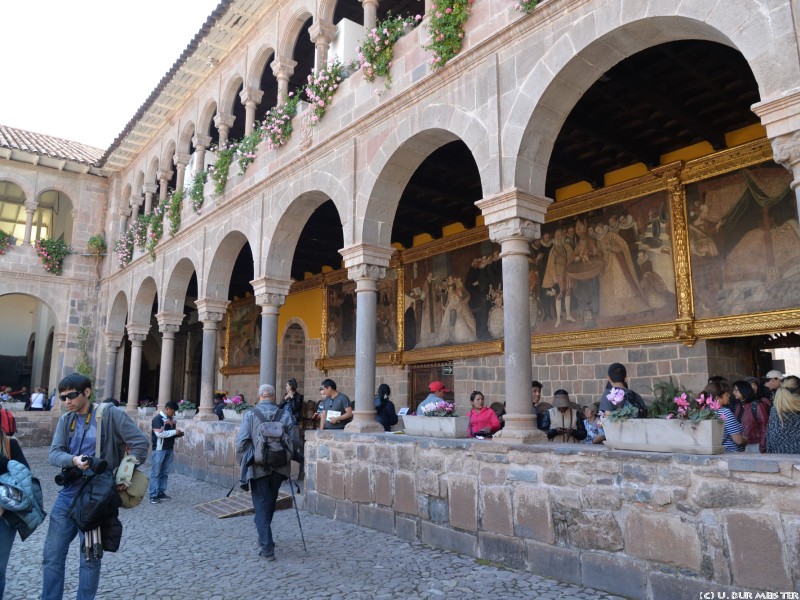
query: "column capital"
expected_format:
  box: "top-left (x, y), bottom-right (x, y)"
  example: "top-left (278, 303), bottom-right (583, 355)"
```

top-left (487, 218), bottom-right (541, 246)
top-left (174, 152), bottom-right (191, 167)
top-left (359, 0), bottom-right (379, 7)
top-left (752, 88), bottom-right (800, 138)
top-left (126, 323), bottom-right (150, 342)
top-left (214, 113), bottom-right (236, 130)
top-left (104, 332), bottom-right (124, 351)
top-left (156, 312), bottom-right (185, 333)
top-left (309, 21), bottom-right (337, 45)
top-left (195, 298), bottom-right (229, 323)
top-left (192, 134), bottom-right (212, 149)
top-left (130, 195), bottom-right (143, 208)
top-left (340, 243), bottom-right (394, 271)
top-left (24, 200), bottom-right (37, 212)
top-left (250, 277), bottom-right (292, 299)
top-left (475, 189), bottom-right (552, 226)
top-left (118, 206), bottom-right (132, 219)
top-left (55, 332), bottom-right (68, 349)
top-left (239, 87), bottom-right (264, 107)
top-left (157, 170), bottom-right (174, 183)
top-left (271, 58), bottom-right (297, 79)
top-left (772, 131), bottom-right (800, 170)
top-left (347, 263), bottom-right (386, 284)
top-left (142, 183), bottom-right (158, 195)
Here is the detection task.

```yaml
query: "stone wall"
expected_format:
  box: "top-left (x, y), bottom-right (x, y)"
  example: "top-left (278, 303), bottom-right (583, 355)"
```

top-left (304, 431), bottom-right (800, 600)
top-left (12, 411), bottom-right (58, 448)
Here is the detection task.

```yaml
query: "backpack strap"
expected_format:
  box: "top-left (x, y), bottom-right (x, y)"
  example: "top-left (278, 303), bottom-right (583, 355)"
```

top-left (95, 403), bottom-right (107, 458)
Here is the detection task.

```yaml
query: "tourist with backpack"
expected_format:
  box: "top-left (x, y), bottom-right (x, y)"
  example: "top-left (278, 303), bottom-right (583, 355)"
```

top-left (235, 384), bottom-right (300, 562)
top-left (732, 380), bottom-right (770, 453)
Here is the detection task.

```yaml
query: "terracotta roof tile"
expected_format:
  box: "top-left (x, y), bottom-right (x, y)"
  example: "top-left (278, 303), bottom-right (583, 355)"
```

top-left (0, 125), bottom-right (104, 166)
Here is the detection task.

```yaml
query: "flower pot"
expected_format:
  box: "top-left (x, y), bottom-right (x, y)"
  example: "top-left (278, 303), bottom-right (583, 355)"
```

top-left (222, 408), bottom-right (242, 422)
top-left (177, 409), bottom-right (196, 419)
top-left (401, 415), bottom-right (471, 438)
top-left (602, 418), bottom-right (724, 454)
top-left (137, 407), bottom-right (156, 416)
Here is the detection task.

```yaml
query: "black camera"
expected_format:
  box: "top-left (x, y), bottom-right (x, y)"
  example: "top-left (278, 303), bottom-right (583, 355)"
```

top-left (54, 455), bottom-right (108, 486)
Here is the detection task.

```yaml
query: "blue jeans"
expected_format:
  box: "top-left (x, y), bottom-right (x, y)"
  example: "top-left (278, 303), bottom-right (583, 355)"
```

top-left (251, 472), bottom-right (285, 554)
top-left (148, 449), bottom-right (174, 499)
top-left (42, 492), bottom-right (102, 600)
top-left (0, 515), bottom-right (15, 598)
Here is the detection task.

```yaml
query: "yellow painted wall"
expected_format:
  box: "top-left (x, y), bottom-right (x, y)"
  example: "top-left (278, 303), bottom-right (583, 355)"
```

top-left (279, 287), bottom-right (323, 340)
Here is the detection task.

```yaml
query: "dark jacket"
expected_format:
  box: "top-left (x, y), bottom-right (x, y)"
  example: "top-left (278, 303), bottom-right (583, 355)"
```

top-left (375, 399), bottom-right (399, 432)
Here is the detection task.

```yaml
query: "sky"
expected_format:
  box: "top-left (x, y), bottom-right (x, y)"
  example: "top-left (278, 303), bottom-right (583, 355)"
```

top-left (1, 0), bottom-right (221, 150)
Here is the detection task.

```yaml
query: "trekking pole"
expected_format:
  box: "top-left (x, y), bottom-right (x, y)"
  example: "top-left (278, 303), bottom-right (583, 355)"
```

top-left (93, 526), bottom-right (103, 560)
top-left (287, 474), bottom-right (307, 554)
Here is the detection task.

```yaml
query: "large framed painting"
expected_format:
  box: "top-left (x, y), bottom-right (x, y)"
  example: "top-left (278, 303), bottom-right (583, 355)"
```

top-left (531, 190), bottom-right (677, 334)
top-left (686, 162), bottom-right (797, 319)
top-left (404, 240), bottom-right (502, 350)
top-left (224, 297), bottom-right (261, 372)
top-left (325, 268), bottom-right (399, 357)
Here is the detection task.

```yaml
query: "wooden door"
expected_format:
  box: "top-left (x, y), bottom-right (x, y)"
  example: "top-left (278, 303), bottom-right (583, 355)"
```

top-left (409, 363), bottom-right (454, 412)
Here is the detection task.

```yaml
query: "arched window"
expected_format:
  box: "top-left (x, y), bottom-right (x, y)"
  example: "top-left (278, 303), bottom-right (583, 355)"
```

top-left (0, 181), bottom-right (26, 243)
top-left (35, 190), bottom-right (73, 244)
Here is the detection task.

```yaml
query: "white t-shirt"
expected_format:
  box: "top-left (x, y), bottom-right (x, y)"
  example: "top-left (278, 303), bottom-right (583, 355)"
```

top-left (30, 392), bottom-right (45, 409)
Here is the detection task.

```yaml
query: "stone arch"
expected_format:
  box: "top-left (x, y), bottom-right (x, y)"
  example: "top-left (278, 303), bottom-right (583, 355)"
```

top-left (198, 99), bottom-right (218, 137)
top-left (318, 0), bottom-right (336, 25)
top-left (204, 230), bottom-right (253, 300)
top-left (107, 290), bottom-right (129, 334)
top-left (278, 319), bottom-right (307, 397)
top-left (178, 122), bottom-right (196, 154)
top-left (121, 183), bottom-right (132, 204)
top-left (161, 139), bottom-right (177, 170)
top-left (130, 276), bottom-right (159, 325)
top-left (162, 256), bottom-right (199, 315)
top-left (0, 289), bottom-right (61, 333)
top-left (280, 316), bottom-right (309, 343)
top-left (0, 176), bottom-right (30, 203)
top-left (247, 43), bottom-right (277, 90)
top-left (146, 157), bottom-right (160, 187)
top-left (359, 104), bottom-right (493, 248)
top-left (220, 74), bottom-right (244, 116)
top-left (263, 173), bottom-right (350, 281)
top-left (133, 171), bottom-right (144, 194)
top-left (278, 6), bottom-right (314, 60)
top-left (507, 3), bottom-right (799, 196)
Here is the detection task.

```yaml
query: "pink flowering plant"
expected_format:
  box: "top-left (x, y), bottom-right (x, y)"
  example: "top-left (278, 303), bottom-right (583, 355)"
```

top-left (358, 13), bottom-right (422, 86)
top-left (114, 229), bottom-right (134, 268)
top-left (420, 400), bottom-right (456, 417)
top-left (305, 59), bottom-right (351, 124)
top-left (664, 392), bottom-right (724, 425)
top-left (235, 129), bottom-right (262, 172)
top-left (514, 0), bottom-right (539, 14)
top-left (130, 214), bottom-right (151, 251)
top-left (0, 230), bottom-right (15, 255)
top-left (425, 0), bottom-right (472, 69)
top-left (223, 394), bottom-right (251, 414)
top-left (146, 203), bottom-right (165, 262)
top-left (167, 189), bottom-right (183, 237)
top-left (604, 387), bottom-right (641, 422)
top-left (208, 144), bottom-right (235, 197)
top-left (261, 94), bottom-right (301, 151)
top-left (33, 238), bottom-right (71, 276)
top-left (189, 170), bottom-right (208, 213)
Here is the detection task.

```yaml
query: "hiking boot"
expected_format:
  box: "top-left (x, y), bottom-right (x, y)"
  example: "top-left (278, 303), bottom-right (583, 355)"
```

top-left (157, 493), bottom-right (171, 500)
top-left (259, 550), bottom-right (275, 561)
top-left (149, 497), bottom-right (160, 504)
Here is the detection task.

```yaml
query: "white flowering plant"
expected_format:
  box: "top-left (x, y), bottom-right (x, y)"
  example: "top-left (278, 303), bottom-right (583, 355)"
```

top-left (420, 400), bottom-right (456, 417)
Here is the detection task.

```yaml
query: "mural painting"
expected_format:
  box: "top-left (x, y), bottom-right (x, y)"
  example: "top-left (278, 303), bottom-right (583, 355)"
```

top-left (326, 269), bottom-right (399, 357)
top-left (225, 298), bottom-right (261, 370)
top-left (530, 191), bottom-right (676, 334)
top-left (686, 163), bottom-right (798, 319)
top-left (404, 242), bottom-right (502, 350)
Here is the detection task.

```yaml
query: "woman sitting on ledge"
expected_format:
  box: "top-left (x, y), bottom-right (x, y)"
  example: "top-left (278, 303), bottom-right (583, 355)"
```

top-left (467, 391), bottom-right (500, 438)
top-left (766, 375), bottom-right (800, 454)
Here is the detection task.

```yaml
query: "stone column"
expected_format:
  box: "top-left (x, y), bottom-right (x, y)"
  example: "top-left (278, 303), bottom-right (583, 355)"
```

top-left (476, 190), bottom-right (552, 443)
top-left (192, 134), bottom-right (212, 173)
top-left (239, 88), bottom-right (265, 136)
top-left (125, 324), bottom-right (151, 417)
top-left (156, 313), bottom-right (184, 409)
top-left (424, 0), bottom-right (433, 17)
top-left (158, 170), bottom-right (173, 203)
top-left (117, 206), bottom-right (131, 239)
top-left (360, 0), bottom-right (379, 30)
top-left (173, 153), bottom-right (190, 192)
top-left (214, 113), bottom-right (236, 148)
top-left (309, 22), bottom-right (337, 71)
top-left (142, 183), bottom-right (157, 215)
top-left (23, 201), bottom-right (37, 244)
top-left (251, 278), bottom-right (292, 388)
top-left (271, 59), bottom-right (297, 104)
top-left (54, 333), bottom-right (68, 415)
top-left (341, 244), bottom-right (395, 432)
top-left (103, 333), bottom-right (124, 400)
top-left (753, 91), bottom-right (800, 216)
top-left (195, 299), bottom-right (229, 420)
top-left (130, 197), bottom-right (142, 221)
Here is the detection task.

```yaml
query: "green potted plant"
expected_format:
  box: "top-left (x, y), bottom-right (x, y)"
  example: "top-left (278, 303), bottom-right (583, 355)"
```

top-left (86, 233), bottom-right (107, 257)
top-left (176, 399), bottom-right (197, 418)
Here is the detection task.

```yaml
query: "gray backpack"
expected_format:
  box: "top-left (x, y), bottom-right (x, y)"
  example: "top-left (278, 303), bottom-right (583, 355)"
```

top-left (252, 408), bottom-right (291, 469)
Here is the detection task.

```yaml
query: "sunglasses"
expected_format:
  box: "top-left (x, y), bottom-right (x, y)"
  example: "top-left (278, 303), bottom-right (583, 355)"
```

top-left (59, 391), bottom-right (83, 401)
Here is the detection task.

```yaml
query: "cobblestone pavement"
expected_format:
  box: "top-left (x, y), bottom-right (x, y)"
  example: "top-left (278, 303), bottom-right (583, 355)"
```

top-left (8, 448), bottom-right (623, 600)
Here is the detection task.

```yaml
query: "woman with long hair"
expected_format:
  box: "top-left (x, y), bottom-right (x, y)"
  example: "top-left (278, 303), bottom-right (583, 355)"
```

top-left (766, 376), bottom-right (800, 454)
top-left (374, 384), bottom-right (398, 432)
top-left (0, 426), bottom-right (31, 597)
top-left (704, 380), bottom-right (746, 452)
top-left (467, 391), bottom-right (501, 438)
top-left (731, 380), bottom-right (770, 453)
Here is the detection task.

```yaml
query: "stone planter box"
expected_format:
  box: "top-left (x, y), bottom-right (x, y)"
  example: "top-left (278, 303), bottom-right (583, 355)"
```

top-left (176, 410), bottom-right (196, 419)
top-left (603, 418), bottom-right (724, 454)
top-left (3, 402), bottom-right (26, 412)
top-left (137, 407), bottom-right (156, 416)
top-left (222, 409), bottom-right (243, 422)
top-left (401, 415), bottom-right (470, 438)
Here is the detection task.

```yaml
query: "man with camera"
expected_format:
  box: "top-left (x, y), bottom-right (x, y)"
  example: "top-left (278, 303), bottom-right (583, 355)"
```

top-left (42, 373), bottom-right (148, 600)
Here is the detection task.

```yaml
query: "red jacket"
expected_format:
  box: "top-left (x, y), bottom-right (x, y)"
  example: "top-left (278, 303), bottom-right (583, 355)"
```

top-left (735, 399), bottom-right (771, 453)
top-left (468, 407), bottom-right (501, 437)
